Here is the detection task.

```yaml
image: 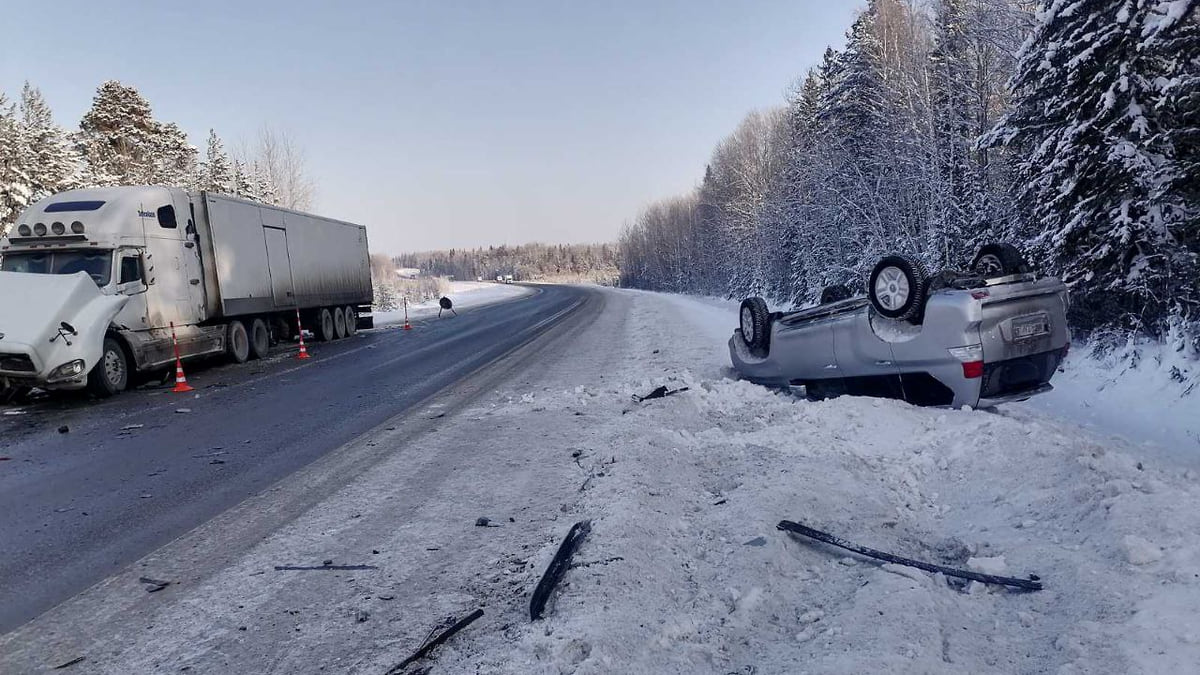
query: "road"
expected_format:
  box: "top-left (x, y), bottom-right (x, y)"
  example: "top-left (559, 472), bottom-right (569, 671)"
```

top-left (0, 284), bottom-right (595, 634)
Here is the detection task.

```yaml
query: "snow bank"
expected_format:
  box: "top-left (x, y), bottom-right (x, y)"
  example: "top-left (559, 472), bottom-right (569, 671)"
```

top-left (373, 280), bottom-right (533, 326)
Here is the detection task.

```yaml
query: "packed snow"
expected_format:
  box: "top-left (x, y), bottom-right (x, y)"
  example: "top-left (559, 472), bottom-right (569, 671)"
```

top-left (2, 286), bottom-right (1198, 674)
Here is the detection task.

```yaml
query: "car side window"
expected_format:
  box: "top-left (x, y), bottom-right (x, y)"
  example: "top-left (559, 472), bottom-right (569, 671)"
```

top-left (157, 204), bottom-right (177, 229)
top-left (120, 256), bottom-right (143, 284)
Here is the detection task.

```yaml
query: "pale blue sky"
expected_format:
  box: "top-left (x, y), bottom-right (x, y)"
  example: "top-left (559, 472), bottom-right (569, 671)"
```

top-left (1, 1), bottom-right (863, 253)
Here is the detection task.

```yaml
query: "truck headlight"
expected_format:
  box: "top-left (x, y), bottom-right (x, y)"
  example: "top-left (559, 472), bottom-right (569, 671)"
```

top-left (48, 359), bottom-right (86, 382)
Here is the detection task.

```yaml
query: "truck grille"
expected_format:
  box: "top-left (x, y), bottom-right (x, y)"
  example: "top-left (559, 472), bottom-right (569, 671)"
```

top-left (0, 353), bottom-right (36, 373)
top-left (980, 347), bottom-right (1067, 399)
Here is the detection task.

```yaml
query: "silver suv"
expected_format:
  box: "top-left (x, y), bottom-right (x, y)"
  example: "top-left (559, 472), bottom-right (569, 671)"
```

top-left (729, 244), bottom-right (1070, 408)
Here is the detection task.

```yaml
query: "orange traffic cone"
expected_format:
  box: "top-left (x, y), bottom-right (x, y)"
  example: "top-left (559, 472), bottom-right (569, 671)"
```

top-left (168, 321), bottom-right (194, 393)
top-left (296, 309), bottom-right (312, 359)
top-left (403, 297), bottom-right (412, 331)
top-left (171, 358), bottom-right (194, 393)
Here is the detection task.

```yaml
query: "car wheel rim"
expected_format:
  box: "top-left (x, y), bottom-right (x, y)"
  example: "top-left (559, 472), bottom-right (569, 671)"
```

top-left (976, 253), bottom-right (1003, 276)
top-left (104, 349), bottom-right (124, 385)
top-left (741, 307), bottom-right (755, 342)
top-left (874, 267), bottom-right (910, 311)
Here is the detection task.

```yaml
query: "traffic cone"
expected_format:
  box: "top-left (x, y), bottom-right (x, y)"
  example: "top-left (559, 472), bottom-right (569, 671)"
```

top-left (296, 309), bottom-right (312, 359)
top-left (403, 297), bottom-right (412, 331)
top-left (171, 358), bottom-right (194, 393)
top-left (168, 321), bottom-right (194, 393)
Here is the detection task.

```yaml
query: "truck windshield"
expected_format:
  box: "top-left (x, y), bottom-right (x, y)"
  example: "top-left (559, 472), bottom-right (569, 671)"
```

top-left (0, 250), bottom-right (114, 286)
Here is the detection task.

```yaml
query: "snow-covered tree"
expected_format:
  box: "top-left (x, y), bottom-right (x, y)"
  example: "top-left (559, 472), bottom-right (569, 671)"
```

top-left (76, 80), bottom-right (196, 188)
top-left (18, 82), bottom-right (80, 203)
top-left (0, 93), bottom-right (32, 237)
top-left (983, 0), bottom-right (1199, 334)
top-left (198, 129), bottom-right (233, 193)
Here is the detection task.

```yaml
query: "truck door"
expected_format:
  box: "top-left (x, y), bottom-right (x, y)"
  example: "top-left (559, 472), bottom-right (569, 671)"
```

top-left (173, 191), bottom-right (207, 321)
top-left (264, 227), bottom-right (295, 307)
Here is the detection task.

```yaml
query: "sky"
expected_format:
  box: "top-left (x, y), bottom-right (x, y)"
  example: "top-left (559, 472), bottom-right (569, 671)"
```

top-left (1, 0), bottom-right (863, 254)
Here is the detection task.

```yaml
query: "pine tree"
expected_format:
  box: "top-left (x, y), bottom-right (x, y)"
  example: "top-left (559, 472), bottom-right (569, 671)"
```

top-left (77, 80), bottom-right (160, 185)
top-left (198, 129), bottom-right (233, 193)
top-left (18, 82), bottom-right (79, 203)
top-left (983, 0), bottom-right (1199, 334)
top-left (232, 159), bottom-right (257, 201)
top-left (0, 93), bottom-right (32, 236)
top-left (928, 0), bottom-right (974, 267)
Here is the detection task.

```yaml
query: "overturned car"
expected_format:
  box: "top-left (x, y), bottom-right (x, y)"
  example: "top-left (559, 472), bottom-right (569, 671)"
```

top-left (729, 244), bottom-right (1070, 408)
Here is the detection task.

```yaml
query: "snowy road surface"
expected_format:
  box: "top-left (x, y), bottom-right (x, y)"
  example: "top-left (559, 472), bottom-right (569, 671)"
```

top-left (2, 287), bottom-right (1199, 673)
top-left (0, 283), bottom-right (588, 634)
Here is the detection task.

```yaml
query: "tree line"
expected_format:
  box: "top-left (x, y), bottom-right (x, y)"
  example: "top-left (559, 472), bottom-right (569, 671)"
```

top-left (0, 80), bottom-right (313, 235)
top-left (396, 243), bottom-right (620, 284)
top-left (618, 0), bottom-right (1199, 342)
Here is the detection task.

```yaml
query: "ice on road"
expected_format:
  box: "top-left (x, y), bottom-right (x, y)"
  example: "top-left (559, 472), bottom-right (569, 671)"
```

top-left (3, 286), bottom-right (1198, 674)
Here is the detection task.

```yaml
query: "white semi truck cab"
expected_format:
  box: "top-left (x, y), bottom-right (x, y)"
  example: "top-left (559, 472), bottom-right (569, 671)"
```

top-left (0, 186), bottom-right (373, 398)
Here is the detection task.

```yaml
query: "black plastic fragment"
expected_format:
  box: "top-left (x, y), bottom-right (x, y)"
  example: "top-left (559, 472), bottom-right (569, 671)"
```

top-left (530, 520), bottom-right (592, 620)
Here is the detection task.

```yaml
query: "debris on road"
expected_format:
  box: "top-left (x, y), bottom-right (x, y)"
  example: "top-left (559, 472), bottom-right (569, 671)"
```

top-left (175, 408), bottom-right (192, 414)
top-left (777, 520), bottom-right (1043, 591)
top-left (385, 608), bottom-right (484, 675)
top-left (569, 556), bottom-right (624, 570)
top-left (530, 520), bottom-right (592, 620)
top-left (475, 517), bottom-right (500, 527)
top-left (120, 424), bottom-right (144, 431)
top-left (273, 563), bottom-right (378, 571)
top-left (57, 425), bottom-right (69, 434)
top-left (631, 385), bottom-right (689, 403)
top-left (52, 656), bottom-right (86, 670)
top-left (139, 576), bottom-right (171, 593)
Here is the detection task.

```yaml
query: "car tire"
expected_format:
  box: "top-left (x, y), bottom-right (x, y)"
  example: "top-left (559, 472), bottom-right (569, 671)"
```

top-left (249, 318), bottom-right (270, 360)
top-left (971, 243), bottom-right (1031, 277)
top-left (228, 320), bottom-right (251, 363)
top-left (344, 306), bottom-right (358, 336)
top-left (739, 297), bottom-right (771, 357)
top-left (820, 285), bottom-right (853, 304)
top-left (868, 255), bottom-right (928, 324)
top-left (316, 308), bottom-right (336, 342)
top-left (86, 336), bottom-right (129, 397)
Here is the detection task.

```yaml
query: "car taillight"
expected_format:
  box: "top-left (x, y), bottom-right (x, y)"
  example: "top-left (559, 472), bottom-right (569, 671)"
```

top-left (970, 290), bottom-right (990, 300)
top-left (948, 345), bottom-right (984, 379)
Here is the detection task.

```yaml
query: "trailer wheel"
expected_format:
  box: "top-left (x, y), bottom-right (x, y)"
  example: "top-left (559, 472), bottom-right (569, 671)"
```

top-left (86, 337), bottom-right (129, 397)
top-left (739, 297), bottom-right (771, 358)
top-left (868, 255), bottom-right (929, 324)
top-left (228, 320), bottom-right (251, 363)
top-left (316, 309), bottom-right (336, 342)
top-left (344, 307), bottom-right (358, 336)
top-left (249, 319), bottom-right (270, 359)
top-left (333, 306), bottom-right (348, 339)
top-left (971, 243), bottom-right (1031, 277)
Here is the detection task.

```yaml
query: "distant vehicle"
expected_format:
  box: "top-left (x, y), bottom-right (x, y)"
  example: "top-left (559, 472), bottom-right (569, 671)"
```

top-left (729, 244), bottom-right (1070, 408)
top-left (476, 276), bottom-right (483, 282)
top-left (496, 275), bottom-right (504, 283)
top-left (0, 187), bottom-right (373, 398)
top-left (504, 274), bottom-right (514, 284)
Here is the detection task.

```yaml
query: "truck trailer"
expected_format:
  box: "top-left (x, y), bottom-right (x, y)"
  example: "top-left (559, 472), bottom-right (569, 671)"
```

top-left (0, 186), bottom-right (373, 397)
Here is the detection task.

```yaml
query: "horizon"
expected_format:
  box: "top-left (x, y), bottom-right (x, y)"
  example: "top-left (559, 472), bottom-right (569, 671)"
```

top-left (1, 0), bottom-right (862, 255)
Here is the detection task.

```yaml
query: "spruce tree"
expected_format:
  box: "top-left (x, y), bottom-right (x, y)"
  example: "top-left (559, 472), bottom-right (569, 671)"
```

top-left (18, 82), bottom-right (79, 202)
top-left (199, 129), bottom-right (233, 193)
top-left (0, 93), bottom-right (32, 236)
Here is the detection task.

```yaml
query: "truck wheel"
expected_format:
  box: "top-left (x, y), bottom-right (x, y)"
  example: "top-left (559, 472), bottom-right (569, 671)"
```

top-left (249, 319), bottom-right (270, 360)
top-left (971, 243), bottom-right (1031, 277)
top-left (333, 306), bottom-right (347, 339)
top-left (344, 307), bottom-right (358, 336)
top-left (228, 320), bottom-right (251, 363)
top-left (868, 255), bottom-right (928, 324)
top-left (86, 337), bottom-right (129, 397)
top-left (739, 297), bottom-right (771, 358)
top-left (317, 308), bottom-right (336, 342)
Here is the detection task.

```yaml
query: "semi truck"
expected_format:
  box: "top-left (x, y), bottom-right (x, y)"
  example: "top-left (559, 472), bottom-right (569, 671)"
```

top-left (0, 186), bottom-right (373, 398)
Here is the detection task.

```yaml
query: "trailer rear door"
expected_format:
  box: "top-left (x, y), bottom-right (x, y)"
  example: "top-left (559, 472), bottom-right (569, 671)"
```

top-left (264, 227), bottom-right (295, 307)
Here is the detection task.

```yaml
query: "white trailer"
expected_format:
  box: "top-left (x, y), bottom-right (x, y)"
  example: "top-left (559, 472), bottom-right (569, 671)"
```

top-left (0, 186), bottom-right (373, 397)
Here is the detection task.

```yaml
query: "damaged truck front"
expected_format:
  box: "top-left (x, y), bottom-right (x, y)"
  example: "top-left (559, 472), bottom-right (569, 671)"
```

top-left (1, 186), bottom-right (373, 399)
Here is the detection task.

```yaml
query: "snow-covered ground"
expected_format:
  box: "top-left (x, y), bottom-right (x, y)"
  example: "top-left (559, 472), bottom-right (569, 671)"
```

top-left (373, 281), bottom-right (533, 326)
top-left (4, 286), bottom-right (1199, 674)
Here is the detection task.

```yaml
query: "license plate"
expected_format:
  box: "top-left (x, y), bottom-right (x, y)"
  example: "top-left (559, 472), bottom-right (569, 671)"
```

top-left (1012, 314), bottom-right (1050, 341)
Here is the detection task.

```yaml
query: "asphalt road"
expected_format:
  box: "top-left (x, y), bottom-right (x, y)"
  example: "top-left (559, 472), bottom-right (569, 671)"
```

top-left (0, 284), bottom-right (593, 633)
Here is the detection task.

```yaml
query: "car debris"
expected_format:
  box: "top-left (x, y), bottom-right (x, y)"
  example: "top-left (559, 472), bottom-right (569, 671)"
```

top-left (120, 423), bottom-right (144, 431)
top-left (139, 576), bottom-right (171, 592)
top-left (385, 608), bottom-right (484, 675)
top-left (273, 562), bottom-right (378, 571)
top-left (52, 656), bottom-right (86, 670)
top-left (530, 520), bottom-right (592, 620)
top-left (57, 425), bottom-right (69, 433)
top-left (777, 520), bottom-right (1042, 591)
top-left (631, 385), bottom-right (689, 403)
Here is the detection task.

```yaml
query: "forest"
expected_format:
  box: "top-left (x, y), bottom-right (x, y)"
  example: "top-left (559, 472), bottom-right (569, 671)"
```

top-left (0, 79), bottom-right (312, 232)
top-left (395, 243), bottom-right (620, 284)
top-left (617, 0), bottom-right (1199, 343)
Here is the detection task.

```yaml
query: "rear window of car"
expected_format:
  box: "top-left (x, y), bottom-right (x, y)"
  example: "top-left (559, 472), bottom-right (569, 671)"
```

top-left (43, 201), bottom-right (106, 213)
